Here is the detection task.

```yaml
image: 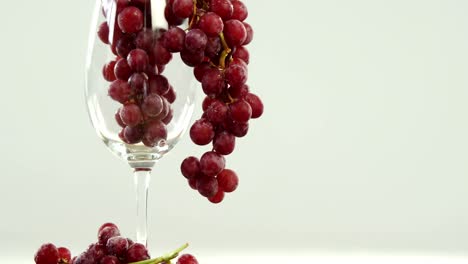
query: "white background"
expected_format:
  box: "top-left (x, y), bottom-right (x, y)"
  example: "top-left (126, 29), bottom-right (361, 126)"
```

top-left (1, 0), bottom-right (468, 262)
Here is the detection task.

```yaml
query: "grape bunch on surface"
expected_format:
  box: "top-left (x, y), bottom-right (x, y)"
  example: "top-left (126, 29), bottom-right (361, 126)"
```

top-left (98, 0), bottom-right (264, 203)
top-left (34, 223), bottom-right (198, 264)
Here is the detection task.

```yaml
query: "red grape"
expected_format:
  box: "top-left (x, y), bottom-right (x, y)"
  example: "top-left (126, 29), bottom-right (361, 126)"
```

top-left (190, 119), bottom-right (215, 145)
top-left (245, 93), bottom-right (264, 119)
top-left (163, 27), bottom-right (186, 52)
top-left (200, 151), bottom-right (225, 177)
top-left (213, 131), bottom-right (235, 155)
top-left (108, 80), bottom-right (133, 104)
top-left (114, 58), bottom-right (133, 81)
top-left (181, 156), bottom-right (200, 179)
top-left (141, 94), bottom-right (164, 117)
top-left (125, 243), bottom-right (150, 262)
top-left (217, 169), bottom-right (239, 192)
top-left (177, 254), bottom-right (199, 264)
top-left (103, 60), bottom-right (117, 82)
top-left (198, 12), bottom-right (224, 37)
top-left (172, 0), bottom-right (194, 18)
top-left (223, 19), bottom-right (247, 47)
top-left (202, 68), bottom-right (225, 96)
top-left (98, 22), bottom-right (110, 44)
top-left (210, 0), bottom-right (233, 20)
top-left (120, 103), bottom-right (143, 127)
top-left (185, 29), bottom-right (208, 52)
top-left (34, 243), bottom-right (59, 264)
top-left (127, 49), bottom-right (149, 72)
top-left (118, 7), bottom-right (144, 33)
top-left (208, 189), bottom-right (225, 203)
top-left (196, 176), bottom-right (219, 198)
top-left (231, 0), bottom-right (248, 21)
top-left (143, 120), bottom-right (167, 147)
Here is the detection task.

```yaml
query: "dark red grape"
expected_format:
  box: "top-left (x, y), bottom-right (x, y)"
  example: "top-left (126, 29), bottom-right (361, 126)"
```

top-left (88, 243), bottom-right (106, 262)
top-left (98, 22), bottom-right (110, 44)
top-left (165, 5), bottom-right (185, 26)
top-left (74, 252), bottom-right (95, 264)
top-left (181, 156), bottom-right (200, 179)
top-left (125, 243), bottom-right (150, 263)
top-left (210, 0), bottom-right (233, 20)
top-left (163, 85), bottom-right (176, 103)
top-left (228, 84), bottom-right (249, 99)
top-left (201, 68), bottom-right (225, 96)
top-left (120, 104), bottom-right (143, 127)
top-left (135, 29), bottom-right (155, 52)
top-left (143, 120), bottom-right (167, 147)
top-left (242, 22), bottom-right (253, 45)
top-left (177, 254), bottom-right (199, 264)
top-left (123, 125), bottom-right (144, 144)
top-left (114, 58), bottom-right (133, 81)
top-left (148, 75), bottom-right (170, 95)
top-left (217, 169), bottom-right (238, 192)
top-left (227, 119), bottom-right (249, 137)
top-left (200, 151), bottom-right (225, 177)
top-left (163, 27), bottom-right (186, 52)
top-left (162, 108), bottom-right (174, 124)
top-left (180, 48), bottom-right (205, 67)
top-left (194, 62), bottom-right (212, 82)
top-left (97, 222), bottom-right (119, 235)
top-left (106, 236), bottom-right (129, 257)
top-left (245, 93), bottom-right (263, 118)
top-left (232, 46), bottom-right (249, 64)
top-left (108, 80), bottom-right (133, 104)
top-left (142, 94), bottom-right (164, 117)
top-left (231, 0), bottom-right (248, 21)
top-left (34, 243), bottom-right (59, 264)
top-left (57, 247), bottom-right (71, 263)
top-left (196, 176), bottom-right (219, 198)
top-left (98, 226), bottom-right (121, 245)
top-left (185, 29), bottom-right (208, 52)
top-left (223, 19), bottom-right (247, 47)
top-left (127, 49), bottom-right (149, 72)
top-left (225, 58), bottom-right (248, 87)
top-left (190, 119), bottom-right (214, 145)
top-left (208, 189), bottom-right (225, 203)
top-left (116, 34), bottom-right (136, 58)
top-left (129, 73), bottom-right (148, 94)
top-left (103, 60), bottom-right (117, 82)
top-left (188, 177), bottom-right (198, 190)
top-left (172, 0), bottom-right (194, 18)
top-left (213, 131), bottom-right (235, 155)
top-left (205, 36), bottom-right (222, 58)
top-left (100, 256), bottom-right (121, 264)
top-left (152, 42), bottom-right (173, 65)
top-left (205, 99), bottom-right (228, 124)
top-left (118, 7), bottom-right (144, 33)
top-left (202, 96), bottom-right (216, 111)
top-left (198, 12), bottom-right (224, 37)
top-left (229, 99), bottom-right (252, 123)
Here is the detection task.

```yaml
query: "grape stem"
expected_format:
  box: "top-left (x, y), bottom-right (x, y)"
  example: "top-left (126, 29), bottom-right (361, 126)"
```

top-left (218, 32), bottom-right (232, 69)
top-left (188, 0), bottom-right (198, 29)
top-left (128, 243), bottom-right (189, 264)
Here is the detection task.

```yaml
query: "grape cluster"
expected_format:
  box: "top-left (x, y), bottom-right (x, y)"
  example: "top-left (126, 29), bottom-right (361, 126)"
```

top-left (166, 0), bottom-right (263, 203)
top-left (99, 0), bottom-right (263, 203)
top-left (99, 0), bottom-right (177, 147)
top-left (34, 223), bottom-right (199, 264)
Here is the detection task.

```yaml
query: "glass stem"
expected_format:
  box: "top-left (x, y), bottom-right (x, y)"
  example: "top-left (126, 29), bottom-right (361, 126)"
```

top-left (134, 169), bottom-right (151, 246)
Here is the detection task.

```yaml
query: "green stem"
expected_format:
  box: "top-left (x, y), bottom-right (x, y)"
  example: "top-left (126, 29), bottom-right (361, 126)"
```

top-left (129, 243), bottom-right (189, 264)
top-left (218, 32), bottom-right (232, 69)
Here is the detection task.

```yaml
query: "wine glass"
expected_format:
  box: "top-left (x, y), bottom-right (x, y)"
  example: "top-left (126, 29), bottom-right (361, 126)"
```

top-left (85, 0), bottom-right (196, 246)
